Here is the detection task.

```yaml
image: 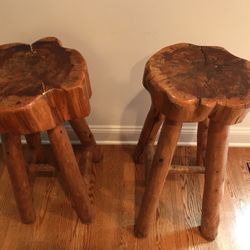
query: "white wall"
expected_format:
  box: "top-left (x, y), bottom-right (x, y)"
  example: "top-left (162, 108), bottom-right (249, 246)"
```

top-left (1, 1), bottom-right (250, 144)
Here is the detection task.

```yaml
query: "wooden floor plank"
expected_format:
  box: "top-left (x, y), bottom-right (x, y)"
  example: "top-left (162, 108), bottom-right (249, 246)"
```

top-left (0, 145), bottom-right (250, 249)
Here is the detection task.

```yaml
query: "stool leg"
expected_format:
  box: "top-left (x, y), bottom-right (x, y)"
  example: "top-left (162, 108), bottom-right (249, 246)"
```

top-left (70, 118), bottom-right (102, 163)
top-left (133, 104), bottom-right (164, 164)
top-left (196, 118), bottom-right (209, 166)
top-left (47, 124), bottom-right (92, 223)
top-left (2, 134), bottom-right (35, 223)
top-left (200, 121), bottom-right (229, 241)
top-left (134, 119), bottom-right (182, 237)
top-left (25, 133), bottom-right (45, 163)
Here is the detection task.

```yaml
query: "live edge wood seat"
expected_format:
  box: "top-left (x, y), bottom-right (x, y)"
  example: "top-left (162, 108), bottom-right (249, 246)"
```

top-left (0, 37), bottom-right (102, 224)
top-left (134, 43), bottom-right (250, 241)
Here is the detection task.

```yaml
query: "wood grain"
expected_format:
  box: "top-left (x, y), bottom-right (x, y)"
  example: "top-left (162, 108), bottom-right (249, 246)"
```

top-left (2, 134), bottom-right (35, 223)
top-left (0, 37), bottom-right (91, 134)
top-left (143, 43), bottom-right (250, 124)
top-left (136, 43), bottom-right (250, 241)
top-left (143, 145), bottom-right (205, 176)
top-left (0, 37), bottom-right (100, 225)
top-left (0, 145), bottom-right (249, 249)
top-left (47, 125), bottom-right (92, 223)
top-left (135, 119), bottom-right (182, 237)
top-left (200, 121), bottom-right (229, 240)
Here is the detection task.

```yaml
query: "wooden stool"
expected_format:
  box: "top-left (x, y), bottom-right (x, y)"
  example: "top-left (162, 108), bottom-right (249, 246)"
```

top-left (0, 37), bottom-right (102, 224)
top-left (134, 43), bottom-right (250, 241)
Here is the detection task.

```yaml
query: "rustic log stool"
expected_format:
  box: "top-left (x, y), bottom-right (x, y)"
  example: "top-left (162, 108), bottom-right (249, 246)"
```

top-left (0, 37), bottom-right (102, 224)
top-left (134, 43), bottom-right (250, 241)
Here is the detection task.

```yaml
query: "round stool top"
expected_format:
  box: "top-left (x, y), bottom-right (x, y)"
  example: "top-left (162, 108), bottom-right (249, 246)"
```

top-left (144, 43), bottom-right (250, 124)
top-left (0, 37), bottom-right (91, 134)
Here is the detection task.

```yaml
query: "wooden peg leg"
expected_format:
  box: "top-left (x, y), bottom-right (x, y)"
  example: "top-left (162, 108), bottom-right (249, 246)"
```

top-left (70, 118), bottom-right (102, 163)
top-left (47, 125), bottom-right (92, 223)
top-left (196, 118), bottom-right (209, 166)
top-left (25, 133), bottom-right (45, 163)
top-left (200, 121), bottom-right (229, 241)
top-left (133, 104), bottom-right (164, 164)
top-left (135, 120), bottom-right (182, 237)
top-left (2, 134), bottom-right (35, 223)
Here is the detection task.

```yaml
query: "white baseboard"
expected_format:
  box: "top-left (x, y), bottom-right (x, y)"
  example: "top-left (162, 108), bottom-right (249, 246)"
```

top-left (40, 124), bottom-right (250, 147)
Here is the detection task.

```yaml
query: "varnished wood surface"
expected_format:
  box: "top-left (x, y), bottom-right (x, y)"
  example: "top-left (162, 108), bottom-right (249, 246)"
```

top-left (135, 120), bottom-right (182, 237)
top-left (0, 37), bottom-right (91, 134)
top-left (200, 122), bottom-right (229, 240)
top-left (144, 43), bottom-right (250, 124)
top-left (1, 135), bottom-right (35, 224)
top-left (0, 145), bottom-right (250, 249)
top-left (47, 125), bottom-right (92, 223)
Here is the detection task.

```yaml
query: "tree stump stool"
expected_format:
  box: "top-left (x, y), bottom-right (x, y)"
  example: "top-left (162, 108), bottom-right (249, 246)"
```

top-left (0, 37), bottom-right (102, 224)
top-left (134, 43), bottom-right (250, 241)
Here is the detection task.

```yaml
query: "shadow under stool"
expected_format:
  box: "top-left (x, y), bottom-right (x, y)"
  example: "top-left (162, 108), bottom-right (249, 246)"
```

top-left (133, 43), bottom-right (250, 241)
top-left (0, 37), bottom-right (102, 224)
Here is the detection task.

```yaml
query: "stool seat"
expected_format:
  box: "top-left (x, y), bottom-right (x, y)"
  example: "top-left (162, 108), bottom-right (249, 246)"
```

top-left (0, 37), bottom-right (102, 225)
top-left (134, 43), bottom-right (250, 241)
top-left (144, 43), bottom-right (250, 123)
top-left (0, 37), bottom-right (91, 133)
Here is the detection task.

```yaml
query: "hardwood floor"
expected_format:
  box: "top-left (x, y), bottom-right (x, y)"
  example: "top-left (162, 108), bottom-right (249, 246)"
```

top-left (0, 145), bottom-right (250, 249)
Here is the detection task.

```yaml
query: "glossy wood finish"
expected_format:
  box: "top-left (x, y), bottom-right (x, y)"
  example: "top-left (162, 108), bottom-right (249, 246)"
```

top-left (0, 145), bottom-right (249, 249)
top-left (143, 144), bottom-right (155, 182)
top-left (200, 121), bottom-right (229, 240)
top-left (2, 134), bottom-right (35, 223)
top-left (143, 144), bottom-right (205, 184)
top-left (0, 37), bottom-right (91, 134)
top-left (133, 104), bottom-right (164, 164)
top-left (135, 43), bottom-right (250, 240)
top-left (135, 119), bottom-right (182, 237)
top-left (144, 43), bottom-right (250, 124)
top-left (47, 125), bottom-right (92, 223)
top-left (196, 118), bottom-right (209, 166)
top-left (0, 37), bottom-right (99, 223)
